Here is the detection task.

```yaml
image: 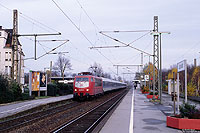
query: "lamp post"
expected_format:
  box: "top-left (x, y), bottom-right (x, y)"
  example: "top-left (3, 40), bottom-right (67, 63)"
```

top-left (159, 32), bottom-right (170, 104)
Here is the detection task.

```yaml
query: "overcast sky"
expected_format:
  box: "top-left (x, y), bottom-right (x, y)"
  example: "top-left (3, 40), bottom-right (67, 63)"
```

top-left (1, 0), bottom-right (200, 80)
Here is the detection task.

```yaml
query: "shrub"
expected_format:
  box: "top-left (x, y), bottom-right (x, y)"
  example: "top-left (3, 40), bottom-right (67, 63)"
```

top-left (163, 84), bottom-right (168, 91)
top-left (142, 86), bottom-right (149, 93)
top-left (0, 74), bottom-right (22, 104)
top-left (180, 103), bottom-right (200, 119)
top-left (10, 81), bottom-right (22, 101)
top-left (187, 82), bottom-right (196, 96)
top-left (22, 93), bottom-right (30, 100)
top-left (149, 91), bottom-right (158, 95)
top-left (57, 83), bottom-right (73, 95)
top-left (47, 83), bottom-right (58, 96)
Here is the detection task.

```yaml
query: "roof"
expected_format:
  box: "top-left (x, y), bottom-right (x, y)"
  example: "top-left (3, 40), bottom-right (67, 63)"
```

top-left (51, 77), bottom-right (74, 80)
top-left (0, 27), bottom-right (21, 48)
top-left (102, 77), bottom-right (127, 85)
top-left (4, 29), bottom-right (13, 48)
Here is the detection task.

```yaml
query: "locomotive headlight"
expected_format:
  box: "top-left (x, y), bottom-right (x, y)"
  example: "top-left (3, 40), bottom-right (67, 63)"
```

top-left (86, 89), bottom-right (89, 91)
top-left (75, 89), bottom-right (77, 91)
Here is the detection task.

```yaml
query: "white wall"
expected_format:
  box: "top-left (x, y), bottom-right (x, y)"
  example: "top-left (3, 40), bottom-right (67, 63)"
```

top-left (0, 29), bottom-right (25, 88)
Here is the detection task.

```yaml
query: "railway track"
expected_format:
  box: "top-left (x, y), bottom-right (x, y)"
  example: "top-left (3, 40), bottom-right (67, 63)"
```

top-left (0, 100), bottom-right (81, 133)
top-left (52, 89), bottom-right (128, 133)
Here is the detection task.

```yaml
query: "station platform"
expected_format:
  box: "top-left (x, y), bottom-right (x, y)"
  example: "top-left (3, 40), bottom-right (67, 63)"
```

top-left (100, 89), bottom-right (180, 133)
top-left (0, 94), bottom-right (73, 119)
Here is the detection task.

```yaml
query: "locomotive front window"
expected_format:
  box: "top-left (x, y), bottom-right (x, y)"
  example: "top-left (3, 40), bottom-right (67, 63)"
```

top-left (75, 77), bottom-right (89, 88)
top-left (76, 77), bottom-right (89, 82)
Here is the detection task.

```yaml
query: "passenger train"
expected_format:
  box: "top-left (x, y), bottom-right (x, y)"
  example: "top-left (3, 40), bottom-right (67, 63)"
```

top-left (73, 73), bottom-right (127, 100)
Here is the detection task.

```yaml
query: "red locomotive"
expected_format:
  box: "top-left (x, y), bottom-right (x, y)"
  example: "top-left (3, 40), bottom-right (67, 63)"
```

top-left (73, 72), bottom-right (127, 100)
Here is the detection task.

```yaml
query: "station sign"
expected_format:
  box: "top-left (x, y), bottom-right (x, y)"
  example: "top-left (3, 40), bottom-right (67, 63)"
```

top-left (145, 75), bottom-right (149, 81)
top-left (177, 60), bottom-right (185, 72)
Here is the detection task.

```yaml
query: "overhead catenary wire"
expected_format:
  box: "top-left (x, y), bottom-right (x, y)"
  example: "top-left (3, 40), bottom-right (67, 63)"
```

top-left (75, 0), bottom-right (119, 64)
top-left (51, 0), bottom-right (114, 65)
top-left (0, 3), bottom-right (70, 61)
top-left (22, 36), bottom-right (69, 60)
top-left (18, 12), bottom-right (60, 33)
top-left (127, 31), bottom-right (151, 46)
top-left (68, 42), bottom-right (97, 63)
top-left (75, 0), bottom-right (104, 42)
top-left (67, 55), bottom-right (90, 67)
top-left (102, 30), bottom-right (152, 33)
top-left (1, 2), bottom-right (116, 77)
top-left (99, 31), bottom-right (152, 56)
top-left (76, 0), bottom-right (99, 30)
top-left (37, 40), bottom-right (69, 60)
top-left (174, 41), bottom-right (200, 62)
top-left (90, 31), bottom-right (151, 49)
top-left (1, 2), bottom-right (117, 75)
top-left (0, 3), bottom-right (60, 34)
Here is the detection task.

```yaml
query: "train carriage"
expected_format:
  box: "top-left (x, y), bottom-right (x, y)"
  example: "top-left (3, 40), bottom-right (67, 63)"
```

top-left (73, 74), bottom-right (127, 100)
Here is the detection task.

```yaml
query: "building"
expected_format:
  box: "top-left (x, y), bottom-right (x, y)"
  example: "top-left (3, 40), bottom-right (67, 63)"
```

top-left (0, 26), bottom-right (25, 88)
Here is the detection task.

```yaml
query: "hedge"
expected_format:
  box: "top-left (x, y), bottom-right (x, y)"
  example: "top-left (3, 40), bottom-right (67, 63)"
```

top-left (0, 74), bottom-right (23, 104)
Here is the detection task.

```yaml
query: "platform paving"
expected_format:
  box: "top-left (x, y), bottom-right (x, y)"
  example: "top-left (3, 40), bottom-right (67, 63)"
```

top-left (100, 89), bottom-right (133, 133)
top-left (100, 89), bottom-right (181, 133)
top-left (0, 94), bottom-right (73, 118)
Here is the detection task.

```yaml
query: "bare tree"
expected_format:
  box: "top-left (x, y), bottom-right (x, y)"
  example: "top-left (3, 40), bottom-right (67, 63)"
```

top-left (51, 71), bottom-right (60, 77)
top-left (53, 55), bottom-right (72, 77)
top-left (103, 72), bottom-right (112, 79)
top-left (118, 76), bottom-right (122, 81)
top-left (88, 62), bottom-right (103, 77)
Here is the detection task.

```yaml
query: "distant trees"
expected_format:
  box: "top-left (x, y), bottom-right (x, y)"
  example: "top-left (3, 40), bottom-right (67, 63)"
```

top-left (88, 62), bottom-right (116, 80)
top-left (143, 62), bottom-right (158, 81)
top-left (53, 55), bottom-right (72, 77)
top-left (118, 76), bottom-right (122, 81)
top-left (167, 68), bottom-right (177, 80)
top-left (103, 72), bottom-right (112, 79)
top-left (155, 63), bottom-right (200, 96)
top-left (88, 62), bottom-right (103, 77)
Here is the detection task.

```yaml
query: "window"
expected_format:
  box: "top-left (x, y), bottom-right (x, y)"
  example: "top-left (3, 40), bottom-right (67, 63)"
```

top-left (76, 77), bottom-right (89, 82)
top-left (5, 52), bottom-right (8, 61)
top-left (9, 52), bottom-right (11, 61)
top-left (9, 66), bottom-right (11, 76)
top-left (5, 66), bottom-right (8, 74)
top-left (95, 78), bottom-right (102, 87)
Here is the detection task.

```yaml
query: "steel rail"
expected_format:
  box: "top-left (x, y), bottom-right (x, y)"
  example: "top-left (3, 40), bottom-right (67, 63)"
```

top-left (85, 90), bottom-right (128, 133)
top-left (0, 100), bottom-right (81, 132)
top-left (52, 89), bottom-right (128, 133)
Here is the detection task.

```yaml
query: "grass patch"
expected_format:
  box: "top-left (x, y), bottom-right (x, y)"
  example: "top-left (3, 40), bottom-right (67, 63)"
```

top-left (35, 96), bottom-right (51, 100)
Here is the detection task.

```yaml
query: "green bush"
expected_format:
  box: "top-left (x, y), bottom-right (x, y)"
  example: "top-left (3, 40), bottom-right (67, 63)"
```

top-left (0, 74), bottom-right (22, 104)
top-left (149, 91), bottom-right (158, 95)
top-left (180, 103), bottom-right (200, 119)
top-left (187, 82), bottom-right (196, 96)
top-left (10, 81), bottom-right (22, 101)
top-left (141, 86), bottom-right (149, 93)
top-left (23, 87), bottom-right (29, 93)
top-left (47, 83), bottom-right (58, 96)
top-left (22, 93), bottom-right (30, 100)
top-left (57, 83), bottom-right (73, 95)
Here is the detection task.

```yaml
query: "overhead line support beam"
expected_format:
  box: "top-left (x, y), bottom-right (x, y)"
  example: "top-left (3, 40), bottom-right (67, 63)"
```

top-left (17, 33), bottom-right (61, 60)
